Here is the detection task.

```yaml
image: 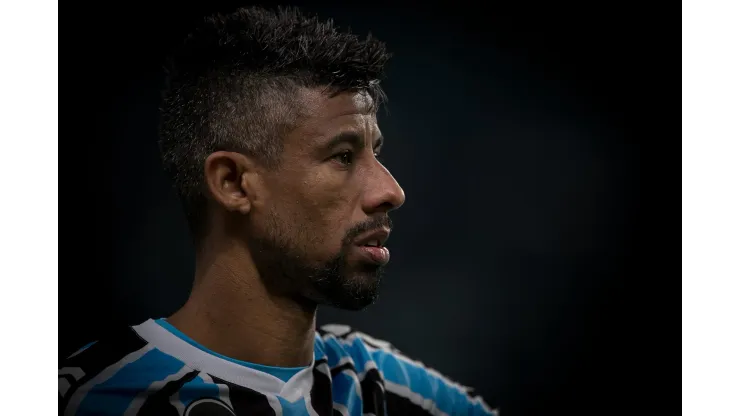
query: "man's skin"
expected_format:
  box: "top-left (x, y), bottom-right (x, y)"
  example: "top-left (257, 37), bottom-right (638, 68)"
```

top-left (167, 88), bottom-right (405, 370)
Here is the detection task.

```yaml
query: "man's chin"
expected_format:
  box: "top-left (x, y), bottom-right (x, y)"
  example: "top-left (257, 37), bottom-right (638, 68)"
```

top-left (324, 294), bottom-right (379, 311)
top-left (311, 269), bottom-right (384, 311)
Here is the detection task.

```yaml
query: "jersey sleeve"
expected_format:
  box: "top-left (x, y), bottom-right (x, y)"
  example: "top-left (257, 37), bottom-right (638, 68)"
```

top-left (59, 327), bottom-right (194, 416)
top-left (320, 324), bottom-right (498, 416)
top-left (58, 328), bottom-right (153, 415)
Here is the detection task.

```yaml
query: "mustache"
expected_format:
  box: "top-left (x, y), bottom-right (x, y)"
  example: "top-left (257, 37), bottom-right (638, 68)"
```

top-left (342, 215), bottom-right (393, 245)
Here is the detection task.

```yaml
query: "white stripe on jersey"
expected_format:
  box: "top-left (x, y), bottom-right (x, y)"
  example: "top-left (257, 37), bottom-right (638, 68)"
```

top-left (341, 332), bottom-right (470, 391)
top-left (123, 364), bottom-right (192, 416)
top-left (266, 395), bottom-right (283, 416)
top-left (384, 380), bottom-right (449, 416)
top-left (59, 378), bottom-right (71, 397)
top-left (59, 367), bottom-right (86, 399)
top-left (183, 398), bottom-right (233, 415)
top-left (325, 329), bottom-right (496, 415)
top-left (303, 391), bottom-right (321, 416)
top-left (133, 319), bottom-right (303, 397)
top-left (63, 343), bottom-right (154, 416)
top-left (321, 324), bottom-right (353, 337)
top-left (334, 361), bottom-right (363, 398)
top-left (279, 364), bottom-right (315, 402)
top-left (333, 402), bottom-right (350, 416)
top-left (59, 367), bottom-right (85, 381)
top-left (358, 357), bottom-right (380, 381)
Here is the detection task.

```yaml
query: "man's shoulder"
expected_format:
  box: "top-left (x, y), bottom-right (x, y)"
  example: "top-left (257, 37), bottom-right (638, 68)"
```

top-left (316, 323), bottom-right (498, 416)
top-left (59, 324), bottom-right (194, 415)
top-left (60, 324), bottom-right (151, 373)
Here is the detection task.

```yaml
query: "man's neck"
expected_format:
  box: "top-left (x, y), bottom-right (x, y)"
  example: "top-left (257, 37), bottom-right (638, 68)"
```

top-left (167, 242), bottom-right (317, 368)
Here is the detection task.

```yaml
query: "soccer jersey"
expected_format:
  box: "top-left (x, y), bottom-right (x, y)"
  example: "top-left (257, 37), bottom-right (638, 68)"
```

top-left (59, 318), bottom-right (497, 415)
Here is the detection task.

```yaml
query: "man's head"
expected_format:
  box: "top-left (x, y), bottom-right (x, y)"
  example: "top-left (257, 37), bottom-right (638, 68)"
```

top-left (159, 7), bottom-right (405, 311)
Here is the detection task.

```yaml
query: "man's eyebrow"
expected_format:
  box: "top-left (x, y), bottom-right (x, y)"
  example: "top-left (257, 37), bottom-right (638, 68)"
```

top-left (323, 131), bottom-right (384, 151)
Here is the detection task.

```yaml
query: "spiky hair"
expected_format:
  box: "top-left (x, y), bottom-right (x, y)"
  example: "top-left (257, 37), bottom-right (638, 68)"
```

top-left (158, 6), bottom-right (391, 242)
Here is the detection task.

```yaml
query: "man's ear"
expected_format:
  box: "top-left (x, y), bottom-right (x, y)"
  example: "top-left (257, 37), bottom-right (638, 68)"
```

top-left (203, 151), bottom-right (261, 215)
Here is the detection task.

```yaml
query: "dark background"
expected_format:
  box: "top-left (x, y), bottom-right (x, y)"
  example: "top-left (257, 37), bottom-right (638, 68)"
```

top-left (61, 2), bottom-right (673, 416)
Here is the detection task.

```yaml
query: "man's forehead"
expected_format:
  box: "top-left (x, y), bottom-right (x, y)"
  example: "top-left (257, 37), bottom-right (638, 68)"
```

top-left (348, 91), bottom-right (375, 114)
top-left (292, 88), bottom-right (378, 139)
top-left (298, 88), bottom-right (376, 120)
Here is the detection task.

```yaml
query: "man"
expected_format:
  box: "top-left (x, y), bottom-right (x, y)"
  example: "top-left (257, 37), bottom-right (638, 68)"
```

top-left (59, 6), bottom-right (496, 416)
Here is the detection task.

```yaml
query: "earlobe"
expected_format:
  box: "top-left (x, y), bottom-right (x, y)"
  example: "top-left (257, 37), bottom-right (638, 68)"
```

top-left (204, 151), bottom-right (253, 215)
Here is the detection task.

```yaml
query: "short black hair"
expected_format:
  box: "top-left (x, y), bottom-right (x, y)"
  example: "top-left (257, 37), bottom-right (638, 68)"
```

top-left (159, 6), bottom-right (391, 242)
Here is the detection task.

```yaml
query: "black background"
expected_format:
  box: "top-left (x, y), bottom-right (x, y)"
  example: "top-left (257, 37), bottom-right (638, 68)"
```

top-left (60, 2), bottom-right (674, 415)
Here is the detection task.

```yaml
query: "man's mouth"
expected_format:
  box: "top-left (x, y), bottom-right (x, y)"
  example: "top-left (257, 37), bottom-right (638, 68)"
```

top-left (353, 228), bottom-right (391, 265)
top-left (354, 228), bottom-right (390, 248)
top-left (355, 245), bottom-right (390, 265)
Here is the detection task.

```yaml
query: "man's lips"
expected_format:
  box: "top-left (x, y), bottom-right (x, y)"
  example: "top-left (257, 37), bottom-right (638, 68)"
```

top-left (353, 228), bottom-right (391, 265)
top-left (353, 228), bottom-right (391, 248)
top-left (354, 245), bottom-right (390, 265)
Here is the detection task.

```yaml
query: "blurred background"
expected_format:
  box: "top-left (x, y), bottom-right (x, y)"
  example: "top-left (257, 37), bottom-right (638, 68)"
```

top-left (60, 2), bottom-right (672, 415)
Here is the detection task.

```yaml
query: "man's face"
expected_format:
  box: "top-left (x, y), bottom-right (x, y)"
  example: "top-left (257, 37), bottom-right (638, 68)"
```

top-left (247, 89), bottom-right (405, 310)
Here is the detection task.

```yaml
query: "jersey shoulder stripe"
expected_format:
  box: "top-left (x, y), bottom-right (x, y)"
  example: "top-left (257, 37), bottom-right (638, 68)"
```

top-left (318, 324), bottom-right (498, 416)
top-left (78, 347), bottom-right (188, 415)
top-left (59, 326), bottom-right (150, 415)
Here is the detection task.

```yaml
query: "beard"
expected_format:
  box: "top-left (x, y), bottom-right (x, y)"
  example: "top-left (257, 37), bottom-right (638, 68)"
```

top-left (247, 211), bottom-right (393, 311)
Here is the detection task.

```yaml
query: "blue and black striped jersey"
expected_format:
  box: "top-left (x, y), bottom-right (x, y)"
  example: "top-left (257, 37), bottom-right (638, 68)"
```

top-left (59, 318), bottom-right (497, 415)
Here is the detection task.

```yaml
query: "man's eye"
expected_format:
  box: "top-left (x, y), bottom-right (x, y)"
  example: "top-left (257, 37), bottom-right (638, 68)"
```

top-left (333, 150), bottom-right (354, 165)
